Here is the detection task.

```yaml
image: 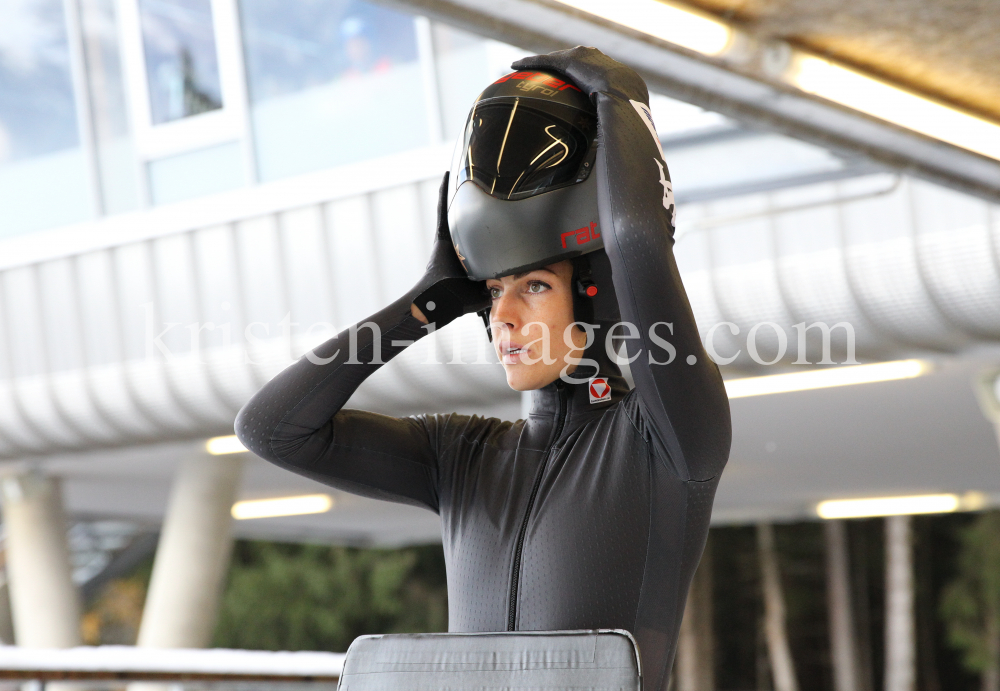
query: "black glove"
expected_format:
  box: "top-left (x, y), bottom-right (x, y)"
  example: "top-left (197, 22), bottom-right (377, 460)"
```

top-left (411, 172), bottom-right (490, 328)
top-left (512, 46), bottom-right (649, 106)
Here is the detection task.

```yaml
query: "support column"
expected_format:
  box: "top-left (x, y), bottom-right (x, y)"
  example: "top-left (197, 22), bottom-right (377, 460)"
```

top-left (677, 537), bottom-right (715, 691)
top-left (137, 452), bottom-right (243, 648)
top-left (757, 522), bottom-right (799, 691)
top-left (884, 515), bottom-right (916, 691)
top-left (973, 371), bottom-right (1000, 451)
top-left (825, 520), bottom-right (861, 691)
top-left (1, 472), bottom-right (81, 647)
top-left (0, 578), bottom-right (15, 644)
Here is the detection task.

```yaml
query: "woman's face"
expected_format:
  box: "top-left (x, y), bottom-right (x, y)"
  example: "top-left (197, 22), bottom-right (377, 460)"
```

top-left (486, 260), bottom-right (588, 391)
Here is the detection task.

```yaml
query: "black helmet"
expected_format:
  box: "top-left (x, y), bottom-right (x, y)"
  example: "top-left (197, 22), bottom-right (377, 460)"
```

top-left (447, 70), bottom-right (604, 281)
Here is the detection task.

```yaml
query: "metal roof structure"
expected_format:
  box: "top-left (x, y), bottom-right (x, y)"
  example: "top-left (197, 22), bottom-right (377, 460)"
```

top-left (387, 0), bottom-right (1000, 201)
top-left (687, 0), bottom-right (1000, 121)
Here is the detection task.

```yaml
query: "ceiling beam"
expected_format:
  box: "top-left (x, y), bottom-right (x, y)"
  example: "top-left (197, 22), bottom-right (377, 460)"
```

top-left (386, 0), bottom-right (1000, 204)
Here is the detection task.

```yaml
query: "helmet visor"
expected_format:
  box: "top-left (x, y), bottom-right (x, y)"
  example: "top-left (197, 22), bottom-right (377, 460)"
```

top-left (452, 98), bottom-right (596, 201)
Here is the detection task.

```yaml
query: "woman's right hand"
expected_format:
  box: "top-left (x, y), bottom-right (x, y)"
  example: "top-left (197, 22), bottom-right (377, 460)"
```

top-left (411, 172), bottom-right (490, 328)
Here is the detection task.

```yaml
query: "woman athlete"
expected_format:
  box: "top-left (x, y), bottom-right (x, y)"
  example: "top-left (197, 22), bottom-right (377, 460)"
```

top-left (235, 47), bottom-right (731, 690)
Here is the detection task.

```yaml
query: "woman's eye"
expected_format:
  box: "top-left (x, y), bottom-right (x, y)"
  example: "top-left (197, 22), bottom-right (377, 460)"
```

top-left (489, 286), bottom-right (502, 299)
top-left (527, 281), bottom-right (550, 294)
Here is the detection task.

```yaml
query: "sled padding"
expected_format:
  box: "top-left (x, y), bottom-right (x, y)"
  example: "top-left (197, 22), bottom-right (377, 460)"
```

top-left (338, 629), bottom-right (641, 690)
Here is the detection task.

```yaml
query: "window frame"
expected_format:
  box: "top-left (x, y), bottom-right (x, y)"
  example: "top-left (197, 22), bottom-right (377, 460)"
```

top-left (115, 0), bottom-right (251, 162)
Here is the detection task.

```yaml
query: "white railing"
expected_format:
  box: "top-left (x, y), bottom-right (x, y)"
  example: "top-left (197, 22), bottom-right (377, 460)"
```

top-left (0, 646), bottom-right (344, 683)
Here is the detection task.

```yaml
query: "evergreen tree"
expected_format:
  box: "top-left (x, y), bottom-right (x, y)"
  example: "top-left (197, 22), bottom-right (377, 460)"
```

top-left (941, 512), bottom-right (1000, 691)
top-left (212, 541), bottom-right (448, 652)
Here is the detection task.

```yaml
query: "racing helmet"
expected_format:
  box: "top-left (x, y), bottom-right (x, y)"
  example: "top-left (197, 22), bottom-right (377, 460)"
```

top-left (447, 70), bottom-right (604, 278)
top-left (447, 69), bottom-right (619, 325)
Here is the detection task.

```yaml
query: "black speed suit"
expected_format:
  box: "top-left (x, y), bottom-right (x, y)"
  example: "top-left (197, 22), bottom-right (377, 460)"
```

top-left (235, 48), bottom-right (731, 691)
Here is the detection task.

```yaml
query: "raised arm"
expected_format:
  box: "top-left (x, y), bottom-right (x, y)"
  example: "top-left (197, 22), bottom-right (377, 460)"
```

top-left (234, 174), bottom-right (489, 508)
top-left (512, 48), bottom-right (731, 481)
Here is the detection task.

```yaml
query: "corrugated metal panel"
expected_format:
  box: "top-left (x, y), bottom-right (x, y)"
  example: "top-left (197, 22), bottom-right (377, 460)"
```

top-left (0, 154), bottom-right (512, 458)
top-left (2, 164), bottom-right (999, 458)
top-left (676, 174), bottom-right (1000, 368)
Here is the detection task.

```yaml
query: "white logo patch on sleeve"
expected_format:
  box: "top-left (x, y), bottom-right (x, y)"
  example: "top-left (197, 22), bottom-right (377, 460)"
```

top-left (656, 159), bottom-right (676, 226)
top-left (630, 100), bottom-right (676, 227)
top-left (589, 376), bottom-right (612, 404)
top-left (629, 99), bottom-right (665, 159)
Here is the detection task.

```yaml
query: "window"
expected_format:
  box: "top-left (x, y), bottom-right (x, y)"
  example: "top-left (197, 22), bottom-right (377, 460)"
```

top-left (0, 0), bottom-right (91, 236)
top-left (117, 0), bottom-right (248, 203)
top-left (139, 0), bottom-right (224, 124)
top-left (240, 0), bottom-right (428, 181)
top-left (431, 24), bottom-right (525, 143)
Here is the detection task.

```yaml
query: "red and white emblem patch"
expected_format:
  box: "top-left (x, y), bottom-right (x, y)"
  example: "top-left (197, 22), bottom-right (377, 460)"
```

top-left (589, 377), bottom-right (611, 404)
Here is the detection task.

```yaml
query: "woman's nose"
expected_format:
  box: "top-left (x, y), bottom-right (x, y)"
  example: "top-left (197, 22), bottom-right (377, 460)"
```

top-left (492, 292), bottom-right (519, 331)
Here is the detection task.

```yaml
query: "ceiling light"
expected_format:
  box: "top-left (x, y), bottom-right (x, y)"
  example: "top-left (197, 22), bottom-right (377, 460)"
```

top-left (232, 494), bottom-right (334, 520)
top-left (725, 359), bottom-right (928, 399)
top-left (206, 435), bottom-right (248, 455)
top-left (550, 0), bottom-right (732, 56)
top-left (788, 54), bottom-right (1000, 161)
top-left (817, 494), bottom-right (960, 519)
top-left (962, 491), bottom-right (989, 511)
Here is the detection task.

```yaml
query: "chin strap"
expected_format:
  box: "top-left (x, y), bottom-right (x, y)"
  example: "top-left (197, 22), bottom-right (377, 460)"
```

top-left (572, 254), bottom-right (596, 325)
top-left (478, 307), bottom-right (493, 342)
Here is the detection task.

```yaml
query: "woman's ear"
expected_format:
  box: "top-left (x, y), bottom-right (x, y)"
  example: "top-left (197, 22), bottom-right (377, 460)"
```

top-left (411, 303), bottom-right (429, 324)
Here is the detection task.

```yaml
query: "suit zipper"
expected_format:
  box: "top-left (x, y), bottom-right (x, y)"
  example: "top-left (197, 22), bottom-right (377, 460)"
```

top-left (507, 385), bottom-right (568, 631)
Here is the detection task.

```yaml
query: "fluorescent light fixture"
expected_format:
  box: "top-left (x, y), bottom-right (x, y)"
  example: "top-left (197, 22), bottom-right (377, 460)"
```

top-left (817, 494), bottom-right (960, 519)
top-left (962, 491), bottom-right (989, 512)
top-left (550, 0), bottom-right (732, 56)
top-left (206, 435), bottom-right (248, 455)
top-left (789, 54), bottom-right (1000, 161)
top-left (725, 359), bottom-right (927, 399)
top-left (232, 494), bottom-right (334, 520)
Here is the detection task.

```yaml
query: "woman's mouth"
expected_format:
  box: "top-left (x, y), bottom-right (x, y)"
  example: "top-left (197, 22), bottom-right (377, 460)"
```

top-left (501, 343), bottom-right (528, 364)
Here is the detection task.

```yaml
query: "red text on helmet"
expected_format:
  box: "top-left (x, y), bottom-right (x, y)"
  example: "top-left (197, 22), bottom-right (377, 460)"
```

top-left (561, 221), bottom-right (600, 249)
